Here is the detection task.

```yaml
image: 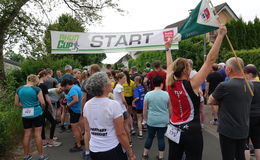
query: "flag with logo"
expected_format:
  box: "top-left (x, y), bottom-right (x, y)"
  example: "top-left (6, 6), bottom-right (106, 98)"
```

top-left (173, 0), bottom-right (219, 41)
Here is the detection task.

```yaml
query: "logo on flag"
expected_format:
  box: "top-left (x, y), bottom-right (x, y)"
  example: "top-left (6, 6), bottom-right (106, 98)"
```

top-left (163, 30), bottom-right (174, 42)
top-left (200, 8), bottom-right (211, 22)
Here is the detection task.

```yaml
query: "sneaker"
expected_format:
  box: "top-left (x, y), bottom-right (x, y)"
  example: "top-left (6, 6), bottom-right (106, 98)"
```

top-left (82, 152), bottom-right (91, 160)
top-left (137, 134), bottom-right (143, 139)
top-left (70, 145), bottom-right (83, 152)
top-left (131, 129), bottom-right (136, 135)
top-left (42, 141), bottom-right (48, 148)
top-left (38, 155), bottom-right (48, 160)
top-left (142, 154), bottom-right (149, 160)
top-left (23, 155), bottom-right (32, 160)
top-left (48, 141), bottom-right (62, 147)
top-left (53, 136), bottom-right (58, 140)
top-left (156, 155), bottom-right (164, 160)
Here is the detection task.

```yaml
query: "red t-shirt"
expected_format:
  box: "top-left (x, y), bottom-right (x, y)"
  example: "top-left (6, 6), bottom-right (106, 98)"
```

top-left (146, 70), bottom-right (166, 90)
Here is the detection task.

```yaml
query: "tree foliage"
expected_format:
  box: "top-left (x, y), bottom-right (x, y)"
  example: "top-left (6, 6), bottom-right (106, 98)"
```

top-left (0, 0), bottom-right (122, 85)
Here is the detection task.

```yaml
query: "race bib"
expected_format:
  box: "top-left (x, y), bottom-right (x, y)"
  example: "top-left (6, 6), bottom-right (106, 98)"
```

top-left (22, 107), bottom-right (34, 117)
top-left (165, 124), bottom-right (181, 144)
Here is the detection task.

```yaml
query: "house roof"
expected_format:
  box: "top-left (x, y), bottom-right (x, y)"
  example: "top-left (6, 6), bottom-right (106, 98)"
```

top-left (165, 2), bottom-right (238, 29)
top-left (4, 58), bottom-right (21, 67)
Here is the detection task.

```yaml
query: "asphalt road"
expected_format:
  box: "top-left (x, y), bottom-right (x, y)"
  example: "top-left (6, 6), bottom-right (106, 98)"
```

top-left (38, 128), bottom-right (221, 160)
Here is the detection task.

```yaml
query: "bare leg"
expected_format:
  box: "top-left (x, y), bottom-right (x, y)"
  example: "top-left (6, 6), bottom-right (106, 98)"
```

top-left (137, 113), bottom-right (143, 134)
top-left (245, 150), bottom-right (250, 160)
top-left (200, 101), bottom-right (205, 124)
top-left (61, 107), bottom-right (65, 125)
top-left (255, 149), bottom-right (260, 160)
top-left (71, 123), bottom-right (82, 147)
top-left (23, 128), bottom-right (32, 156)
top-left (34, 127), bottom-right (43, 156)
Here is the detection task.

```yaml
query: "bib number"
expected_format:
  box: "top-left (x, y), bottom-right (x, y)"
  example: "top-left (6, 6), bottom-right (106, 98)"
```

top-left (165, 124), bottom-right (181, 144)
top-left (22, 107), bottom-right (34, 117)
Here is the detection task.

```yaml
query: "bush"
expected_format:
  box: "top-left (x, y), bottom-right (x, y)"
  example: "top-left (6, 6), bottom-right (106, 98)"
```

top-left (221, 48), bottom-right (260, 69)
top-left (0, 75), bottom-right (23, 156)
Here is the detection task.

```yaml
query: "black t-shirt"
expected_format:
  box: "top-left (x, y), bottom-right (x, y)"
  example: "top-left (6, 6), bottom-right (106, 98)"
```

top-left (206, 71), bottom-right (224, 95)
top-left (38, 83), bottom-right (49, 109)
top-left (251, 81), bottom-right (260, 117)
top-left (130, 72), bottom-right (143, 82)
top-left (212, 78), bottom-right (253, 139)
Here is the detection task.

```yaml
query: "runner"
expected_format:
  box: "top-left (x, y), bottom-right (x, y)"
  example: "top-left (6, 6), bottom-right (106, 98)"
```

top-left (83, 72), bottom-right (136, 160)
top-left (142, 75), bottom-right (170, 160)
top-left (61, 65), bottom-right (74, 81)
top-left (244, 65), bottom-right (260, 160)
top-left (165, 25), bottom-right (227, 160)
top-left (61, 79), bottom-right (83, 152)
top-left (209, 57), bottom-right (253, 160)
top-left (205, 64), bottom-right (224, 125)
top-left (144, 60), bottom-right (166, 91)
top-left (81, 64), bottom-right (101, 160)
top-left (144, 63), bottom-right (153, 73)
top-left (123, 70), bottom-right (136, 135)
top-left (38, 70), bottom-right (60, 148)
top-left (132, 76), bottom-right (145, 139)
top-left (113, 72), bottom-right (132, 146)
top-left (73, 68), bottom-right (81, 86)
top-left (44, 68), bottom-right (58, 89)
top-left (14, 74), bottom-right (48, 160)
top-left (55, 70), bottom-right (63, 83)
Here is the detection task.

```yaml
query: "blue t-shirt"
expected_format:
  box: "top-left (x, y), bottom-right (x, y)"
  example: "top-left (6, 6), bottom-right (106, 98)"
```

top-left (218, 68), bottom-right (226, 79)
top-left (66, 85), bottom-right (82, 113)
top-left (134, 85), bottom-right (145, 110)
top-left (144, 90), bottom-right (170, 127)
top-left (16, 86), bottom-right (43, 118)
top-left (201, 81), bottom-right (206, 90)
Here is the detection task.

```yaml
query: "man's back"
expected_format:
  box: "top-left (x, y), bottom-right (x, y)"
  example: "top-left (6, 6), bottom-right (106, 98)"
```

top-left (207, 71), bottom-right (224, 95)
top-left (146, 70), bottom-right (166, 90)
top-left (212, 78), bottom-right (253, 139)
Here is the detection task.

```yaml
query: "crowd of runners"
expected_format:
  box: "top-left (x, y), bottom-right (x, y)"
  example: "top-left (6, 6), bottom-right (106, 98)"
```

top-left (15, 25), bottom-right (260, 160)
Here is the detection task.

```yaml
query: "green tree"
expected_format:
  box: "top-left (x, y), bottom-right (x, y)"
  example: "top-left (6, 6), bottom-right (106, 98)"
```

top-left (0, 0), bottom-right (122, 86)
top-left (44, 14), bottom-right (106, 66)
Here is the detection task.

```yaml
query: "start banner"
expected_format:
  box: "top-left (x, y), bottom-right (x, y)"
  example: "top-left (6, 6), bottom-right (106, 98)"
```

top-left (51, 28), bottom-right (178, 54)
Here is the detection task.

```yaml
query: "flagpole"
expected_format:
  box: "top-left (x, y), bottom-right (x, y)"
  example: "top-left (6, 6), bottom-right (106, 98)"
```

top-left (209, 0), bottom-right (254, 96)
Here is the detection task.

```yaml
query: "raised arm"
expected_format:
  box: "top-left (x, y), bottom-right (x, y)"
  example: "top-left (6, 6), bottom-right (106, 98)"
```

top-left (165, 40), bottom-right (174, 87)
top-left (191, 25), bottom-right (227, 90)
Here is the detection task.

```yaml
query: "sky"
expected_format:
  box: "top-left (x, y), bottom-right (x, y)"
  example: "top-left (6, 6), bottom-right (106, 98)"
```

top-left (80, 0), bottom-right (260, 64)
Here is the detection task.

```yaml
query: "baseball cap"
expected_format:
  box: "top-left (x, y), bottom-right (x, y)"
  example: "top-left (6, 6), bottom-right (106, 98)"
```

top-left (218, 62), bottom-right (225, 66)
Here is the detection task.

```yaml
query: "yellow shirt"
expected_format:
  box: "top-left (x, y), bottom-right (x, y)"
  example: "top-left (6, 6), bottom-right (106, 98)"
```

top-left (122, 80), bottom-right (135, 97)
top-left (255, 76), bottom-right (260, 81)
top-left (111, 82), bottom-right (115, 88)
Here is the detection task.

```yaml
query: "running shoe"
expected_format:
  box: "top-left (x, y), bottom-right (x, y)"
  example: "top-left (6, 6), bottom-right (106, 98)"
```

top-left (48, 141), bottom-right (62, 147)
top-left (130, 129), bottom-right (136, 135)
top-left (142, 154), bottom-right (149, 160)
top-left (142, 124), bottom-right (147, 131)
top-left (82, 152), bottom-right (91, 160)
top-left (23, 155), bottom-right (32, 160)
top-left (137, 134), bottom-right (143, 139)
top-left (42, 141), bottom-right (48, 148)
top-left (70, 145), bottom-right (83, 152)
top-left (53, 136), bottom-right (58, 140)
top-left (38, 155), bottom-right (48, 160)
top-left (156, 155), bottom-right (164, 160)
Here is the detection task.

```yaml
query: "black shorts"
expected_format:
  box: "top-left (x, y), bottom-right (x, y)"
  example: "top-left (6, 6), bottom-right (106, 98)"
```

top-left (136, 109), bottom-right (143, 114)
top-left (22, 115), bottom-right (44, 129)
top-left (90, 143), bottom-right (127, 160)
top-left (69, 109), bottom-right (80, 123)
top-left (125, 97), bottom-right (133, 106)
top-left (249, 116), bottom-right (260, 149)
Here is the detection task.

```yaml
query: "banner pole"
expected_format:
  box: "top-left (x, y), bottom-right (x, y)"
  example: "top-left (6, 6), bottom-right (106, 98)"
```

top-left (209, 0), bottom-right (254, 96)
